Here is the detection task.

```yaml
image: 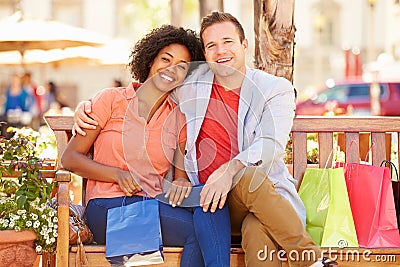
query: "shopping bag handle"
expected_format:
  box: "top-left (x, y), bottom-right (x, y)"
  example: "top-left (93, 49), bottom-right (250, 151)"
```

top-left (321, 146), bottom-right (342, 169)
top-left (119, 192), bottom-right (150, 218)
top-left (348, 139), bottom-right (376, 163)
top-left (380, 160), bottom-right (399, 182)
top-left (120, 196), bottom-right (128, 218)
top-left (323, 148), bottom-right (336, 169)
top-left (364, 141), bottom-right (376, 163)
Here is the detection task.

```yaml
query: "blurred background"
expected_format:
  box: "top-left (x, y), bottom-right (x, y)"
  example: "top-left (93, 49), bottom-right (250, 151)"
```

top-left (0, 0), bottom-right (399, 127)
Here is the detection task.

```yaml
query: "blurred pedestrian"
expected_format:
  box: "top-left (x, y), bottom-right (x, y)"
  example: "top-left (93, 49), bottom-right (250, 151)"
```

top-left (22, 72), bottom-right (41, 129)
top-left (113, 79), bottom-right (123, 87)
top-left (43, 81), bottom-right (70, 114)
top-left (22, 72), bottom-right (41, 115)
top-left (3, 72), bottom-right (35, 127)
top-left (45, 81), bottom-right (58, 111)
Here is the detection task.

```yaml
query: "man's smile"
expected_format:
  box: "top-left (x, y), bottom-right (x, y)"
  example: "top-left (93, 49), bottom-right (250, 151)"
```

top-left (217, 57), bottom-right (233, 63)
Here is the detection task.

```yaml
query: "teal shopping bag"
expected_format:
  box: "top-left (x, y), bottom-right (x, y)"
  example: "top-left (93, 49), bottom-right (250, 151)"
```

top-left (106, 198), bottom-right (164, 266)
top-left (298, 167), bottom-right (358, 248)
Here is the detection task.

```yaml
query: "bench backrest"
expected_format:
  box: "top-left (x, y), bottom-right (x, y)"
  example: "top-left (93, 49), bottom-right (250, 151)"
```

top-left (45, 115), bottom-right (400, 192)
top-left (291, 116), bottom-right (400, 187)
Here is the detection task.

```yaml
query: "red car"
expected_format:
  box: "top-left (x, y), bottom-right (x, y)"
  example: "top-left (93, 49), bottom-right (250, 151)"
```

top-left (295, 80), bottom-right (400, 116)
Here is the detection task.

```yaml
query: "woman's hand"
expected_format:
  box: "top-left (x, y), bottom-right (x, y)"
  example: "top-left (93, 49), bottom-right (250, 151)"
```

top-left (115, 170), bottom-right (142, 196)
top-left (165, 177), bottom-right (192, 207)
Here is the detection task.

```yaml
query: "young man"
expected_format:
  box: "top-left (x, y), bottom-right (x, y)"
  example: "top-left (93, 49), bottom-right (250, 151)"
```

top-left (73, 12), bottom-right (337, 267)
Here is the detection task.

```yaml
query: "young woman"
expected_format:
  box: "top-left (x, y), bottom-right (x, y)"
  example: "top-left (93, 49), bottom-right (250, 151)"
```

top-left (61, 25), bottom-right (230, 267)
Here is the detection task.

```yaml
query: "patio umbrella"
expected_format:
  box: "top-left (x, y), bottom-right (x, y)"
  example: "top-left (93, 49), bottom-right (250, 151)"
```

top-left (0, 49), bottom-right (101, 66)
top-left (59, 39), bottom-right (132, 65)
top-left (0, 39), bottom-right (130, 66)
top-left (0, 12), bottom-right (108, 65)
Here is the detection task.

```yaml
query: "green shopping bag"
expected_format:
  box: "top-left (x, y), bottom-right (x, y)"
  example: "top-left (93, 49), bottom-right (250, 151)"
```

top-left (298, 167), bottom-right (358, 248)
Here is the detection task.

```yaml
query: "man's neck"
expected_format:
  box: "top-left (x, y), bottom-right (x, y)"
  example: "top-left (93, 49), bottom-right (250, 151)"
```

top-left (214, 74), bottom-right (245, 90)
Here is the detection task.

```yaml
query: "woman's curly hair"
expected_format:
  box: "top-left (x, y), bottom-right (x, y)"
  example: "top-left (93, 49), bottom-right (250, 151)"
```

top-left (128, 25), bottom-right (205, 83)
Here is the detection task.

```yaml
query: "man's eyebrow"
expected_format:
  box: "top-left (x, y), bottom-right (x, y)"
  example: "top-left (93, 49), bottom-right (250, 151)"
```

top-left (205, 37), bottom-right (233, 47)
top-left (204, 41), bottom-right (214, 47)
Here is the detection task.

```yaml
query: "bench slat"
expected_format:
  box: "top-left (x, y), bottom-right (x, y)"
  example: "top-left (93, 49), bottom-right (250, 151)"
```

top-left (345, 132), bottom-right (360, 163)
top-left (292, 132), bottom-right (307, 187)
top-left (371, 132), bottom-right (387, 165)
top-left (318, 132), bottom-right (333, 168)
top-left (70, 245), bottom-right (244, 254)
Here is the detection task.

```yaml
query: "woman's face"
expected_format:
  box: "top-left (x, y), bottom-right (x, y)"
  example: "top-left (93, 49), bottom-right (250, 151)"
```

top-left (147, 43), bottom-right (191, 92)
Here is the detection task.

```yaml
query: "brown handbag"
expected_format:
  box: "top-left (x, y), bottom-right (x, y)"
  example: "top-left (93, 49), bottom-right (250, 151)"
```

top-left (67, 204), bottom-right (93, 267)
top-left (51, 199), bottom-right (94, 266)
top-left (69, 203), bottom-right (94, 245)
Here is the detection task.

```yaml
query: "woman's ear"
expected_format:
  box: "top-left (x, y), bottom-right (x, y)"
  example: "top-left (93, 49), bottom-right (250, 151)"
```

top-left (148, 58), bottom-right (153, 69)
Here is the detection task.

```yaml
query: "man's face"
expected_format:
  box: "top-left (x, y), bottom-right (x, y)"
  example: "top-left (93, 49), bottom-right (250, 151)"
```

top-left (202, 21), bottom-right (248, 79)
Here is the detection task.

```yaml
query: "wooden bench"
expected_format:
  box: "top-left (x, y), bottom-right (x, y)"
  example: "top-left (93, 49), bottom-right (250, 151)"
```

top-left (45, 115), bottom-right (400, 267)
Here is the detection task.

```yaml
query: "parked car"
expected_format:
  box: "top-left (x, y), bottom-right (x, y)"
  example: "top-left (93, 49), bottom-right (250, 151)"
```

top-left (295, 80), bottom-right (400, 116)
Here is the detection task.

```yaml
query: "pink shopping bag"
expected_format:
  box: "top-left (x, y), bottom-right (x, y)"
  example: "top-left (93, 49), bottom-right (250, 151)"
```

top-left (336, 161), bottom-right (400, 248)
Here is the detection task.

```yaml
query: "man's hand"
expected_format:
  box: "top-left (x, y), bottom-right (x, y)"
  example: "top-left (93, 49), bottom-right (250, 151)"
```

top-left (165, 178), bottom-right (192, 207)
top-left (115, 170), bottom-right (142, 197)
top-left (72, 100), bottom-right (98, 136)
top-left (200, 160), bottom-right (244, 212)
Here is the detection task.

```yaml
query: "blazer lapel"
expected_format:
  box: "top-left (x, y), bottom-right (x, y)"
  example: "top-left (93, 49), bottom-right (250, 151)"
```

top-left (237, 68), bottom-right (253, 151)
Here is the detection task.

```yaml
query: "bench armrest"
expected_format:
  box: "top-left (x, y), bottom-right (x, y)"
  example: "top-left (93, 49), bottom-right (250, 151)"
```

top-left (55, 169), bottom-right (72, 182)
top-left (55, 169), bottom-right (71, 267)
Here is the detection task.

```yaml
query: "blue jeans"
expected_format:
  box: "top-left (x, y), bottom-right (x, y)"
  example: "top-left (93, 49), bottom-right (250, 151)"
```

top-left (85, 196), bottom-right (205, 267)
top-left (191, 205), bottom-right (231, 267)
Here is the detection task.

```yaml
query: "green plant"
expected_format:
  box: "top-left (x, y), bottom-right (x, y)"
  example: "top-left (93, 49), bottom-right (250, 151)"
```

top-left (0, 127), bottom-right (57, 253)
top-left (284, 133), bottom-right (345, 164)
top-left (284, 133), bottom-right (320, 164)
top-left (306, 134), bottom-right (319, 164)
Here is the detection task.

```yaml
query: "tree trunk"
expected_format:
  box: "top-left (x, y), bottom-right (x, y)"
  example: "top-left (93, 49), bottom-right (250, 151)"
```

top-left (171, 0), bottom-right (184, 26)
top-left (254, 0), bottom-right (296, 83)
top-left (199, 0), bottom-right (224, 19)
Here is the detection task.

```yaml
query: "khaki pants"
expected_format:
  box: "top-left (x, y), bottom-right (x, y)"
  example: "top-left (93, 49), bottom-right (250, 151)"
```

top-left (228, 167), bottom-right (322, 267)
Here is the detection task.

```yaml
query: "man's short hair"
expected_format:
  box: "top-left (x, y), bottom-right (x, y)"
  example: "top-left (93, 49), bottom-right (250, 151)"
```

top-left (200, 11), bottom-right (245, 49)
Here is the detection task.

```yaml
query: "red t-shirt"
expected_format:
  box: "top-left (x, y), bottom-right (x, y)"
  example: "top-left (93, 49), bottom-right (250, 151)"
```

top-left (196, 82), bottom-right (240, 184)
